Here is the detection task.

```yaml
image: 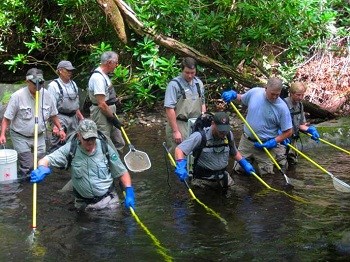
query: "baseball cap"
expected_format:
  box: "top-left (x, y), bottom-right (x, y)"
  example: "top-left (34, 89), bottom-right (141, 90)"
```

top-left (213, 112), bottom-right (230, 133)
top-left (26, 68), bottom-right (45, 83)
top-left (78, 119), bottom-right (98, 139)
top-left (57, 60), bottom-right (75, 70)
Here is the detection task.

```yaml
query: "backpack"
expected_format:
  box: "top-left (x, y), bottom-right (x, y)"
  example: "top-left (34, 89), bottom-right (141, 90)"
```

top-left (190, 112), bottom-right (233, 164)
top-left (66, 130), bottom-right (110, 171)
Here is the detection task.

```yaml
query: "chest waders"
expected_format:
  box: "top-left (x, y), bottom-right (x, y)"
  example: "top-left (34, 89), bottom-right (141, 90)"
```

top-left (166, 79), bottom-right (203, 149)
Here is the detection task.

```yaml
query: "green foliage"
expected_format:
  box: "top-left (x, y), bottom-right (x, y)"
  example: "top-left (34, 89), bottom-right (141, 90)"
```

top-left (1, 91), bottom-right (12, 104)
top-left (1, 0), bottom-right (348, 111)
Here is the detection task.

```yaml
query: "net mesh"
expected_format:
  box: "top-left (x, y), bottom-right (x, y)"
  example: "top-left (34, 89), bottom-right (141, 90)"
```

top-left (332, 177), bottom-right (350, 193)
top-left (124, 150), bottom-right (151, 173)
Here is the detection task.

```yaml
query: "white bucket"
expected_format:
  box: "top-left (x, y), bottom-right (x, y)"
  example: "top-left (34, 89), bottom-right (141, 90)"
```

top-left (0, 149), bottom-right (18, 182)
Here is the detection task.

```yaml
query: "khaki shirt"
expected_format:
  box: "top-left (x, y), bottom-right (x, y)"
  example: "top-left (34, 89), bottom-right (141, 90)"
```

top-left (4, 86), bottom-right (58, 137)
top-left (46, 139), bottom-right (127, 198)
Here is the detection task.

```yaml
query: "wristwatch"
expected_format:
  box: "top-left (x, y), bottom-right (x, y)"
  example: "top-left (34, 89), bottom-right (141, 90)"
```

top-left (59, 127), bottom-right (64, 131)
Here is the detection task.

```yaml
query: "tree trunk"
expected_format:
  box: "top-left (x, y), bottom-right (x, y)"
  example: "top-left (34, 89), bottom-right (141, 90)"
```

top-left (96, 0), bottom-right (259, 87)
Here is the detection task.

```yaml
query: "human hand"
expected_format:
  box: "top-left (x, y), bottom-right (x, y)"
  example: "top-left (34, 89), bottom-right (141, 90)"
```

top-left (221, 90), bottom-right (237, 103)
top-left (125, 186), bottom-right (135, 209)
top-left (173, 130), bottom-right (182, 145)
top-left (107, 116), bottom-right (123, 130)
top-left (52, 125), bottom-right (60, 136)
top-left (281, 137), bottom-right (291, 146)
top-left (175, 159), bottom-right (188, 182)
top-left (306, 126), bottom-right (320, 141)
top-left (238, 158), bottom-right (255, 175)
top-left (0, 135), bottom-right (6, 144)
top-left (254, 138), bottom-right (277, 149)
top-left (30, 165), bottom-right (51, 183)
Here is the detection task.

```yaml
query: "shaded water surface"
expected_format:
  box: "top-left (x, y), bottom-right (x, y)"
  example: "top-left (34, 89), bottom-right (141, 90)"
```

top-left (1, 126), bottom-right (350, 261)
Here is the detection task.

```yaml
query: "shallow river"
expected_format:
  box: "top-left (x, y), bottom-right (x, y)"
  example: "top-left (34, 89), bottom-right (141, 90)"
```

top-left (1, 125), bottom-right (350, 261)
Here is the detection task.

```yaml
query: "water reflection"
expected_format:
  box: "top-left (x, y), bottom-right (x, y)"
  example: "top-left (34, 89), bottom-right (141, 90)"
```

top-left (1, 126), bottom-right (350, 261)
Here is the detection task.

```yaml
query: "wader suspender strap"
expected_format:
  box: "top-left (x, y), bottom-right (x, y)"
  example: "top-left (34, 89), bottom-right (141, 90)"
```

top-left (193, 130), bottom-right (232, 172)
top-left (93, 71), bottom-right (108, 87)
top-left (171, 79), bottom-right (202, 100)
top-left (54, 79), bottom-right (78, 98)
top-left (66, 131), bottom-right (110, 172)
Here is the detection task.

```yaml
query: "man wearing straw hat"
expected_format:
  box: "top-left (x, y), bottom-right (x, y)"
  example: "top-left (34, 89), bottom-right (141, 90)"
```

top-left (0, 68), bottom-right (66, 179)
top-left (221, 77), bottom-right (293, 175)
top-left (47, 60), bottom-right (84, 153)
top-left (30, 119), bottom-right (135, 211)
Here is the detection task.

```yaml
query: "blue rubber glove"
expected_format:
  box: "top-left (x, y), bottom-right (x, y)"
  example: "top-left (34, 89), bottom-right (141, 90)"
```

top-left (281, 137), bottom-right (291, 146)
top-left (306, 126), bottom-right (320, 141)
top-left (30, 165), bottom-right (51, 183)
top-left (238, 158), bottom-right (255, 175)
top-left (125, 186), bottom-right (135, 209)
top-left (175, 159), bottom-right (188, 182)
top-left (221, 90), bottom-right (237, 103)
top-left (254, 138), bottom-right (277, 149)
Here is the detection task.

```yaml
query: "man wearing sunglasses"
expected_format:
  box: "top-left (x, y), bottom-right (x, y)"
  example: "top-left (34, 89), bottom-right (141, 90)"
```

top-left (0, 68), bottom-right (66, 178)
top-left (30, 119), bottom-right (135, 211)
top-left (47, 60), bottom-right (84, 152)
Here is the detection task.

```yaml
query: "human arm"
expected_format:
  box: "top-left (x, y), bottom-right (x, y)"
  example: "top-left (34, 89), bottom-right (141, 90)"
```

top-left (174, 146), bottom-right (188, 182)
top-left (76, 109), bottom-right (84, 121)
top-left (254, 128), bottom-right (292, 149)
top-left (30, 157), bottom-right (51, 183)
top-left (50, 115), bottom-right (66, 141)
top-left (166, 107), bottom-right (182, 144)
top-left (118, 171), bottom-right (135, 209)
top-left (301, 125), bottom-right (320, 141)
top-left (234, 151), bottom-right (255, 175)
top-left (0, 117), bottom-right (10, 144)
top-left (221, 89), bottom-right (243, 103)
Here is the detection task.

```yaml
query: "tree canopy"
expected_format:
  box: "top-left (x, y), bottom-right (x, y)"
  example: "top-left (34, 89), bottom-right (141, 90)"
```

top-left (0, 0), bottom-right (349, 112)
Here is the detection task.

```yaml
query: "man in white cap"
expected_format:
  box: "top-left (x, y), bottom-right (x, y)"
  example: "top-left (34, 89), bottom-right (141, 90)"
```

top-left (174, 112), bottom-right (255, 189)
top-left (0, 68), bottom-right (66, 178)
top-left (47, 60), bottom-right (84, 152)
top-left (30, 118), bottom-right (135, 211)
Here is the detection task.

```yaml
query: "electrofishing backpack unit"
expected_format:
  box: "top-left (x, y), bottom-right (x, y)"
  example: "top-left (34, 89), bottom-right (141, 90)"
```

top-left (187, 112), bottom-right (233, 176)
top-left (66, 130), bottom-right (110, 171)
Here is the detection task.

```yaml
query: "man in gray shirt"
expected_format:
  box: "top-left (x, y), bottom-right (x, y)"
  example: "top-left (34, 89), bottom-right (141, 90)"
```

top-left (0, 68), bottom-right (66, 178)
top-left (174, 112), bottom-right (255, 189)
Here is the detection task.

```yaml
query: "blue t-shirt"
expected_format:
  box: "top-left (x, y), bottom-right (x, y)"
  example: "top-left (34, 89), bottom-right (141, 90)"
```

top-left (241, 87), bottom-right (292, 141)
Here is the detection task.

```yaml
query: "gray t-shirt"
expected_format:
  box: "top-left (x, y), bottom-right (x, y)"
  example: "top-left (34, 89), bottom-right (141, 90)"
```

top-left (4, 86), bottom-right (58, 136)
top-left (88, 67), bottom-right (111, 104)
top-left (164, 75), bottom-right (205, 108)
top-left (241, 87), bottom-right (292, 141)
top-left (46, 139), bottom-right (127, 198)
top-left (178, 127), bottom-right (237, 171)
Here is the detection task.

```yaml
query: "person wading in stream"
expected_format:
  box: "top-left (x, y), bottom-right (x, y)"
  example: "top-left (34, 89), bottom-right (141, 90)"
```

top-left (0, 68), bottom-right (66, 178)
top-left (222, 77), bottom-right (293, 175)
top-left (277, 81), bottom-right (320, 166)
top-left (164, 57), bottom-right (206, 153)
top-left (174, 112), bottom-right (255, 190)
top-left (47, 60), bottom-right (84, 153)
top-left (30, 119), bottom-right (135, 211)
top-left (88, 51), bottom-right (125, 151)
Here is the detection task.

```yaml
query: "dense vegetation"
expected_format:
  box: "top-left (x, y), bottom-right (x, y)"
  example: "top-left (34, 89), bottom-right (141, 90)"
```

top-left (0, 0), bottom-right (349, 112)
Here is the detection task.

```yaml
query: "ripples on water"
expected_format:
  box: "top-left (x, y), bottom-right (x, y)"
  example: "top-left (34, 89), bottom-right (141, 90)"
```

top-left (1, 127), bottom-right (350, 261)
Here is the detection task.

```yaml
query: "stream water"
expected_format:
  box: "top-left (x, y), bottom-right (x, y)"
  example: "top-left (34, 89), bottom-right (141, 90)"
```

top-left (1, 125), bottom-right (350, 261)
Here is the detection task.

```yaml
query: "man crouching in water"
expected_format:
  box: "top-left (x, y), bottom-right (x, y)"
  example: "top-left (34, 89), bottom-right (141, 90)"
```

top-left (174, 112), bottom-right (255, 190)
top-left (30, 119), bottom-right (135, 211)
